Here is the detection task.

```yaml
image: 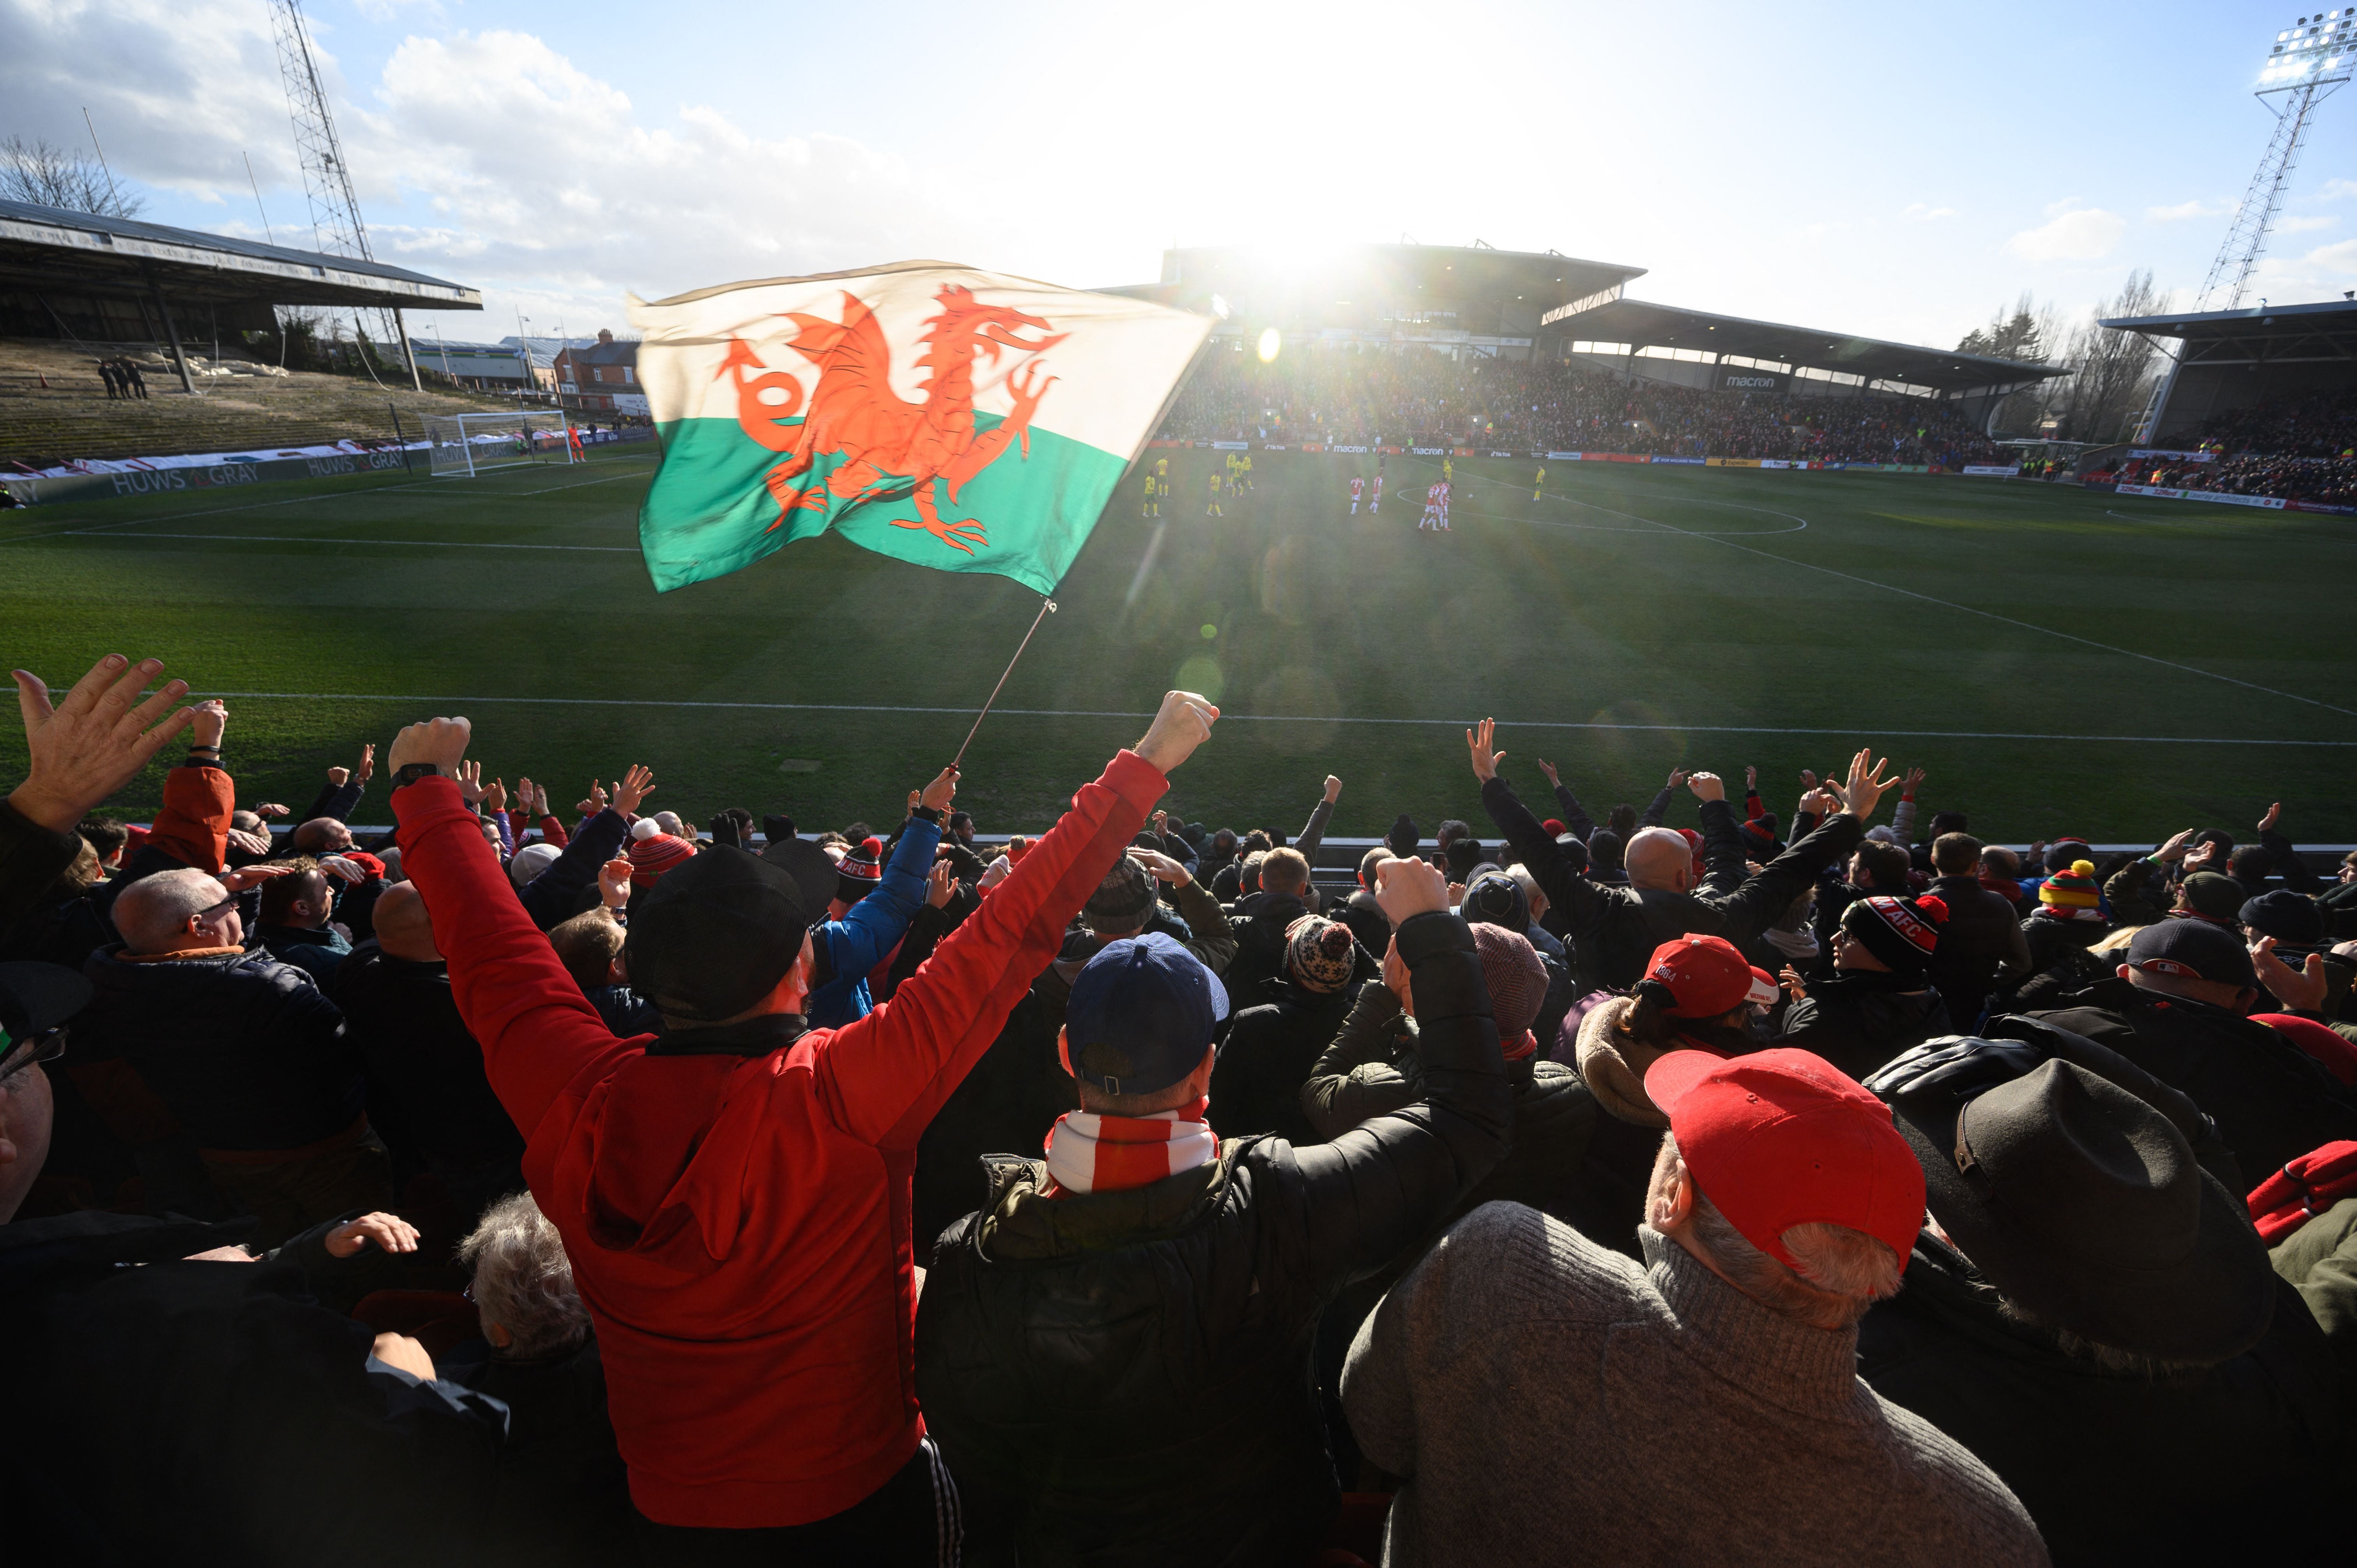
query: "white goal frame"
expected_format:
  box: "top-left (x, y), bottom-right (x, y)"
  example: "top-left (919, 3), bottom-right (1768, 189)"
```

top-left (423, 410), bottom-right (579, 478)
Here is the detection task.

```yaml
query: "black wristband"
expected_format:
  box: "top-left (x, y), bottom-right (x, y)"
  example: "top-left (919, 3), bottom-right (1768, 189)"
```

top-left (910, 805), bottom-right (944, 826)
top-left (392, 763), bottom-right (442, 789)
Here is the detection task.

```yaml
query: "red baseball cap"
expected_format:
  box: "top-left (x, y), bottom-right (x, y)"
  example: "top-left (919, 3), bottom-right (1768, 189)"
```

top-left (1644, 1047), bottom-right (1926, 1271)
top-left (1645, 935), bottom-right (1758, 1018)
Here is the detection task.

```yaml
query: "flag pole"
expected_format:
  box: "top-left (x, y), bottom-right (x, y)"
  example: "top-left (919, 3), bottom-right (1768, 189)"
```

top-left (950, 595), bottom-right (1057, 772)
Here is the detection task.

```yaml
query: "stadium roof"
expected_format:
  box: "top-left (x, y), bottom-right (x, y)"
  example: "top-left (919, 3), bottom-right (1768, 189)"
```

top-left (1547, 296), bottom-right (2071, 394)
top-left (0, 198), bottom-right (481, 312)
top-left (1101, 243), bottom-right (1645, 336)
top-left (2099, 297), bottom-right (2357, 366)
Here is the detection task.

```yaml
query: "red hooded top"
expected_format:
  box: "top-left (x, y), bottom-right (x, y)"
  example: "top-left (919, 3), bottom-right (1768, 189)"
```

top-left (393, 749), bottom-right (1167, 1527)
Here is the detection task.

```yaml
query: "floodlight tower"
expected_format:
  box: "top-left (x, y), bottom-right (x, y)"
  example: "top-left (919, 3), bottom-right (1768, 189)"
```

top-left (265, 0), bottom-right (422, 389)
top-left (2134, 11), bottom-right (2351, 440)
top-left (2198, 11), bottom-right (2353, 310)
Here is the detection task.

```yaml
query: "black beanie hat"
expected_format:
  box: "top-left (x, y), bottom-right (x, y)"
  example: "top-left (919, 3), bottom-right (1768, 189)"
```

top-left (1387, 814), bottom-right (1419, 857)
top-left (1841, 893), bottom-right (1947, 976)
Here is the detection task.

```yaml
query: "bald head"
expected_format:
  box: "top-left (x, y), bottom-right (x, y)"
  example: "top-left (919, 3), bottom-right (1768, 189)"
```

top-left (371, 881), bottom-right (442, 963)
top-left (292, 817), bottom-right (353, 854)
top-left (1625, 827), bottom-right (1694, 892)
top-left (114, 867), bottom-right (237, 954)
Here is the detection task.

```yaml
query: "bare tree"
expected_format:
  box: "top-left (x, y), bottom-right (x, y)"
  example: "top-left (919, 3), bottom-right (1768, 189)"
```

top-left (0, 135), bottom-right (144, 217)
top-left (2049, 270), bottom-right (2171, 444)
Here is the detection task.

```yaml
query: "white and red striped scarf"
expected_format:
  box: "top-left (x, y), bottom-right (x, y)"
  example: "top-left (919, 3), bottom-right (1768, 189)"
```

top-left (1043, 1097), bottom-right (1217, 1196)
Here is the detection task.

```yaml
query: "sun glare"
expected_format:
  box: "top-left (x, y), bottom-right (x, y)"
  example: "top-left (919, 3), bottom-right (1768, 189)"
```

top-left (1256, 327), bottom-right (1281, 363)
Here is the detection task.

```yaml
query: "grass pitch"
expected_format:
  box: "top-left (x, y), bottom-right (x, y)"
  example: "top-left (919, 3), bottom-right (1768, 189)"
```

top-left (4, 446), bottom-right (2355, 844)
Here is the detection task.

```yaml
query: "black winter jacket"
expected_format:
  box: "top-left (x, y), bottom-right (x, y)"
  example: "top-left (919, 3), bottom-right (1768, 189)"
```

top-left (1221, 889), bottom-right (1315, 1004)
top-left (333, 941), bottom-right (524, 1177)
top-left (0, 797), bottom-right (86, 936)
top-left (78, 943), bottom-right (360, 1151)
top-left (1774, 976), bottom-right (1954, 1082)
top-left (2027, 978), bottom-right (2357, 1180)
top-left (1858, 1236), bottom-right (2343, 1565)
top-left (1209, 972), bottom-right (1367, 1147)
top-left (913, 911), bottom-right (1511, 1566)
top-left (1923, 873), bottom-right (2033, 1024)
top-left (0, 1210), bottom-right (508, 1568)
top-left (1482, 773), bottom-right (1863, 991)
top-left (1297, 985), bottom-right (1599, 1269)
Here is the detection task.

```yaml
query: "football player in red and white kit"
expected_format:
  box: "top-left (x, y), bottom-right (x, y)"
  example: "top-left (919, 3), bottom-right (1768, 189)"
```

top-left (1349, 475), bottom-right (1365, 514)
top-left (1435, 479), bottom-right (1451, 531)
top-left (1418, 482), bottom-right (1441, 531)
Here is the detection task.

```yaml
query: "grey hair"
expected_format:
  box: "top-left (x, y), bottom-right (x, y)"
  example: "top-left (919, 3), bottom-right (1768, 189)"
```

top-left (1506, 864), bottom-right (1542, 904)
top-left (1654, 1135), bottom-right (1905, 1329)
top-left (455, 1192), bottom-right (590, 1359)
top-left (112, 867), bottom-right (230, 953)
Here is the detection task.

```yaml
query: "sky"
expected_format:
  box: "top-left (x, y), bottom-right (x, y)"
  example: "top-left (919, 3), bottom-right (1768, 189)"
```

top-left (7, 0), bottom-right (2355, 351)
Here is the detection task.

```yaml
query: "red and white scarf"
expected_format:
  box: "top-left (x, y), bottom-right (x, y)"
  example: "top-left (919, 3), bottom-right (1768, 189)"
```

top-left (1043, 1097), bottom-right (1218, 1196)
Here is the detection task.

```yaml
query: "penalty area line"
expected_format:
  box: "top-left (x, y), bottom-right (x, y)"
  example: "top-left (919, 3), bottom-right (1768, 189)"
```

top-left (182, 690), bottom-right (2357, 746)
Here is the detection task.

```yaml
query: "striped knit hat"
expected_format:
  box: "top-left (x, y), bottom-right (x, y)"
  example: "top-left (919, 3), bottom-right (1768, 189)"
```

top-left (2038, 859), bottom-right (2105, 922)
top-left (835, 835), bottom-right (885, 906)
top-left (1841, 893), bottom-right (1947, 976)
top-left (627, 832), bottom-right (697, 888)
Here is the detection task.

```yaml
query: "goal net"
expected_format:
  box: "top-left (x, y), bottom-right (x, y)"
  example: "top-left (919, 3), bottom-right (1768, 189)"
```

top-left (422, 410), bottom-right (578, 479)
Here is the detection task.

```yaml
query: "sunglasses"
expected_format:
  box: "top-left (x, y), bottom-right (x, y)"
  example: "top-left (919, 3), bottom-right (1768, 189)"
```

top-left (0, 1025), bottom-right (66, 1086)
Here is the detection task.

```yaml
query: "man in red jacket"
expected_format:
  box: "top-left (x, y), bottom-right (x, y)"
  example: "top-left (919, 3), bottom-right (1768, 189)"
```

top-left (386, 691), bottom-right (1219, 1561)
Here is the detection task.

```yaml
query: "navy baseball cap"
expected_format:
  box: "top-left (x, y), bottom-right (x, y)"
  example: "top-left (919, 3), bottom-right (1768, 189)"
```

top-left (1064, 933), bottom-right (1230, 1096)
top-left (2127, 918), bottom-right (2256, 990)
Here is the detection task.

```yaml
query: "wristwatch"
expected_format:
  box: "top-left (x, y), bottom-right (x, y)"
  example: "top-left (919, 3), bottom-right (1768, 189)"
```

top-left (392, 763), bottom-right (442, 789)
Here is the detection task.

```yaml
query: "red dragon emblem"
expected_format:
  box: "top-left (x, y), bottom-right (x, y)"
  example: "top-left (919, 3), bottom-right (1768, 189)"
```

top-left (716, 285), bottom-right (1067, 554)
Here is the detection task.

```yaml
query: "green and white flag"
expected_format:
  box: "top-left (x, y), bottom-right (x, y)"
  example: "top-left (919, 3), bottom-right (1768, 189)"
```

top-left (629, 262), bottom-right (1210, 594)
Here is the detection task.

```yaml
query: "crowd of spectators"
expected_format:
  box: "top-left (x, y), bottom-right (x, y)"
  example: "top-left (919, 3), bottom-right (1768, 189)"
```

top-left (2090, 387), bottom-right (2357, 507)
top-left (7, 653), bottom-right (2357, 1564)
top-left (1157, 345), bottom-right (2009, 468)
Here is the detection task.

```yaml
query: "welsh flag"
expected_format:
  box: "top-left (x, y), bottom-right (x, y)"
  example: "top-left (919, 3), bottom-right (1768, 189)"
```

top-left (629, 263), bottom-right (1211, 594)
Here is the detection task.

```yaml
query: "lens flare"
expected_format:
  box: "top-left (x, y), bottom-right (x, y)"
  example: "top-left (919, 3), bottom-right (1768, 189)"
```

top-left (1256, 327), bottom-right (1281, 363)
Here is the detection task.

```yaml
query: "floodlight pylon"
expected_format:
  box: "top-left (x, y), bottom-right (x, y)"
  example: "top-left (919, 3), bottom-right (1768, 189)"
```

top-left (266, 0), bottom-right (423, 390)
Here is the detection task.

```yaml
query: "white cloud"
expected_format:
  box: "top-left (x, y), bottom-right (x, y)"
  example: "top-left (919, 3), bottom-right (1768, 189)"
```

top-left (2006, 201), bottom-right (2126, 262)
top-left (2277, 214), bottom-right (2339, 233)
top-left (0, 4), bottom-right (1003, 331)
top-left (2249, 237), bottom-right (2357, 302)
top-left (2147, 198), bottom-right (2231, 221)
top-left (2320, 178), bottom-right (2357, 201)
top-left (1901, 203), bottom-right (1956, 221)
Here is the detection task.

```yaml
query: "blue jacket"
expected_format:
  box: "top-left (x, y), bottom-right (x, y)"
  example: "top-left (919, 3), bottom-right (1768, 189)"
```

top-left (807, 814), bottom-right (941, 1028)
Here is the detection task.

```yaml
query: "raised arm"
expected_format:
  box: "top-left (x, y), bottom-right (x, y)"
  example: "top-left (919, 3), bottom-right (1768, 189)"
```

top-left (1295, 775), bottom-right (1342, 867)
top-left (2259, 803), bottom-right (2323, 893)
top-left (817, 692), bottom-right (1218, 1149)
top-left (1262, 860), bottom-right (1511, 1292)
top-left (389, 719), bottom-right (634, 1144)
top-left (1471, 720), bottom-right (1602, 936)
top-left (1707, 747), bottom-right (1886, 945)
top-left (1640, 767), bottom-right (1684, 828)
top-left (518, 807), bottom-right (633, 930)
top-left (1534, 756), bottom-right (1597, 842)
top-left (6, 655), bottom-right (194, 923)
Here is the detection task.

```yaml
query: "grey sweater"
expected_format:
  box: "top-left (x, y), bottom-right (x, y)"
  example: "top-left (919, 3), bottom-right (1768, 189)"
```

top-left (1342, 1203), bottom-right (2049, 1568)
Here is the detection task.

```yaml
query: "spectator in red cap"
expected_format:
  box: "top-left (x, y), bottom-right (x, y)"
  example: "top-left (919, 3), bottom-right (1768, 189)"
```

top-left (1774, 893), bottom-right (1955, 1081)
top-left (624, 821), bottom-right (696, 889)
top-left (1562, 933), bottom-right (1778, 1254)
top-left (1342, 1048), bottom-right (2045, 1567)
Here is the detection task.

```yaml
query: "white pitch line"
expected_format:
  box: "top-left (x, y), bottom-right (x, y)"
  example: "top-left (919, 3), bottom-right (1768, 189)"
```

top-left (180, 689), bottom-right (2357, 746)
top-left (66, 531), bottom-right (640, 553)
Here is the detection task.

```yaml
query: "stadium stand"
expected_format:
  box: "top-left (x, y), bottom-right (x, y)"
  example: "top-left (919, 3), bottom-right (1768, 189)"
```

top-left (1159, 350), bottom-right (2011, 467)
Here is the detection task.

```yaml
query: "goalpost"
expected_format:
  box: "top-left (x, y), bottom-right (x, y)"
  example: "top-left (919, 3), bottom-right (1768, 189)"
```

top-left (422, 410), bottom-right (578, 479)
